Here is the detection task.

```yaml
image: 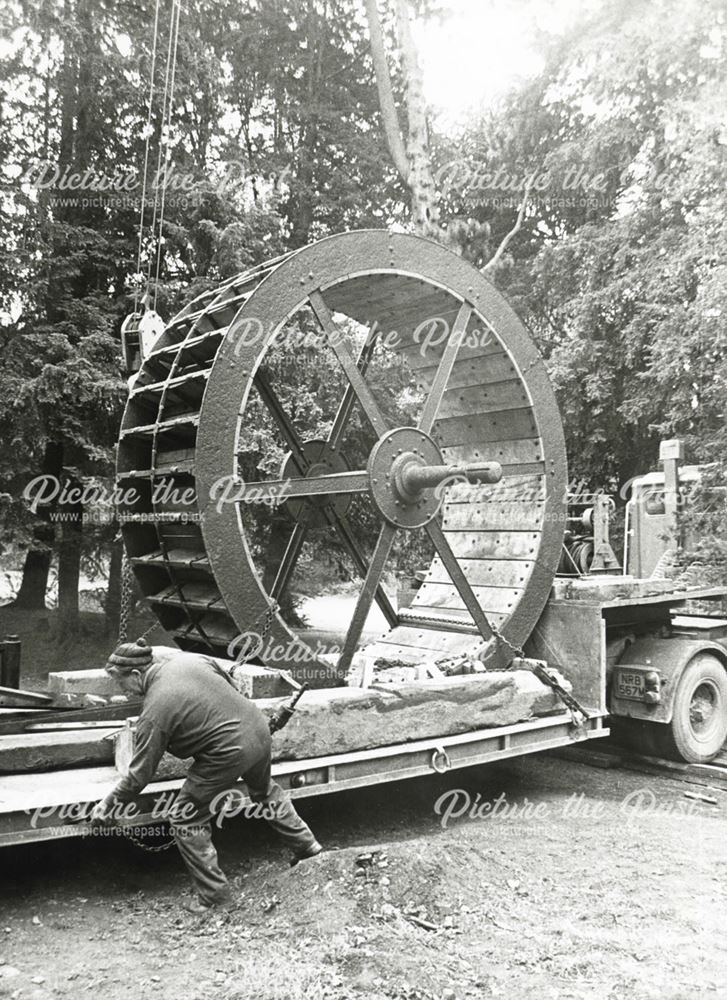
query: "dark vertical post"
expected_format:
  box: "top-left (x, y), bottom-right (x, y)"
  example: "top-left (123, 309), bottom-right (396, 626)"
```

top-left (660, 439), bottom-right (684, 555)
top-left (0, 635), bottom-right (21, 689)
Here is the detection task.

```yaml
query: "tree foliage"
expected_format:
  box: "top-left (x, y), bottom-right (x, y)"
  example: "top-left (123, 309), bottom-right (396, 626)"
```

top-left (1, 0), bottom-right (725, 623)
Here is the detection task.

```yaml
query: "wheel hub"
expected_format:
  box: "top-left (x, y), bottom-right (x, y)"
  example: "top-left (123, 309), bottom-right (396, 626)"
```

top-left (368, 427), bottom-right (451, 529)
top-left (690, 683), bottom-right (717, 731)
top-left (280, 439), bottom-right (351, 527)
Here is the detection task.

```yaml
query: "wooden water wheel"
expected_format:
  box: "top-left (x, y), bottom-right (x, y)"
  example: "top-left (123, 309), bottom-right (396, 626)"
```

top-left (117, 231), bottom-right (567, 682)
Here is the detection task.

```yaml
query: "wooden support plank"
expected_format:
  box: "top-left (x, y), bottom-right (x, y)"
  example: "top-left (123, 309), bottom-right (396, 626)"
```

top-left (323, 273), bottom-right (419, 314)
top-left (424, 557), bottom-right (534, 588)
top-left (442, 529), bottom-right (540, 560)
top-left (433, 407), bottom-right (538, 448)
top-left (438, 378), bottom-right (531, 419)
top-left (407, 347), bottom-right (511, 378)
top-left (413, 581), bottom-right (523, 614)
top-left (0, 730), bottom-right (118, 773)
top-left (386, 313), bottom-right (475, 359)
top-left (442, 501), bottom-right (544, 531)
top-left (368, 626), bottom-right (479, 656)
top-left (442, 439), bottom-right (543, 467)
top-left (132, 548), bottom-right (210, 570)
top-left (150, 582), bottom-right (226, 610)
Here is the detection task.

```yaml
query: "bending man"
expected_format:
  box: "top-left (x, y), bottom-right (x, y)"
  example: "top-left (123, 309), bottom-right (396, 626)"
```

top-left (91, 639), bottom-right (322, 913)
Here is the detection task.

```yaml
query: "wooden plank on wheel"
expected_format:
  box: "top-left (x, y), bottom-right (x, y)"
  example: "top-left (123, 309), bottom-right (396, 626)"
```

top-left (413, 581), bottom-right (523, 614)
top-left (443, 529), bottom-right (540, 560)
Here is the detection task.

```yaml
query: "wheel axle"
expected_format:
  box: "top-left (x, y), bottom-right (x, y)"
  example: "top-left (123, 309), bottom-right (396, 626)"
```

top-left (396, 458), bottom-right (502, 497)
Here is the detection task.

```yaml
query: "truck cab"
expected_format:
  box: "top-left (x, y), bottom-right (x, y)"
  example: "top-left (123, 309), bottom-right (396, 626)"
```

top-left (551, 440), bottom-right (727, 764)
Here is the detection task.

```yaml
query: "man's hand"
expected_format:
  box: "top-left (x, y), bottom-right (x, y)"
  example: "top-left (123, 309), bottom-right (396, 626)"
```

top-left (89, 795), bottom-right (117, 828)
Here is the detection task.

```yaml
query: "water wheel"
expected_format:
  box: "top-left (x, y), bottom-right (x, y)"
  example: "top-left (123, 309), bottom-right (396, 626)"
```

top-left (117, 231), bottom-right (567, 682)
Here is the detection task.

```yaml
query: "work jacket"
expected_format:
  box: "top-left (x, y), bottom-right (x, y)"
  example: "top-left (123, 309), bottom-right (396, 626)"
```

top-left (110, 652), bottom-right (270, 802)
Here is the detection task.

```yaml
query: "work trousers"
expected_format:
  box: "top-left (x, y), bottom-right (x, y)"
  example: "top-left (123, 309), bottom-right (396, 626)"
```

top-left (168, 744), bottom-right (318, 905)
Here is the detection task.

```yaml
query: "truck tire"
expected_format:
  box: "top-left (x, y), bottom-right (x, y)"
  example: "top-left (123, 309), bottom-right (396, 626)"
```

top-left (663, 654), bottom-right (727, 764)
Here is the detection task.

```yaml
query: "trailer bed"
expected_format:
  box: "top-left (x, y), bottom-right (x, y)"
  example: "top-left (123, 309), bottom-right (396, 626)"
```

top-left (0, 711), bottom-right (607, 847)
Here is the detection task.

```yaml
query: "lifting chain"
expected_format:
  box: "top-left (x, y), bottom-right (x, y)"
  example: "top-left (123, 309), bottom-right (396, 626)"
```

top-left (120, 826), bottom-right (176, 853)
top-left (118, 552), bottom-right (134, 645)
top-left (491, 625), bottom-right (525, 663)
top-left (233, 600), bottom-right (279, 665)
top-left (118, 551), bottom-right (162, 646)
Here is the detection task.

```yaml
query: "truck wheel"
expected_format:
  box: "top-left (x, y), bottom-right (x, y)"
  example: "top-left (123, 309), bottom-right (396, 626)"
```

top-left (664, 654), bottom-right (727, 764)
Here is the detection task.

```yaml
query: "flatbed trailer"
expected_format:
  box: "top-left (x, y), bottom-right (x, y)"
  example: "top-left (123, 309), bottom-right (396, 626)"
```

top-left (3, 584), bottom-right (725, 850)
top-left (0, 712), bottom-right (607, 848)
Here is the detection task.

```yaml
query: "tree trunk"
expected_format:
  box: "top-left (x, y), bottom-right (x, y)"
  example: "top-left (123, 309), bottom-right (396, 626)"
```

top-left (364, 0), bottom-right (442, 240)
top-left (13, 441), bottom-right (64, 610)
top-left (105, 534), bottom-right (123, 637)
top-left (364, 0), bottom-right (410, 181)
top-left (14, 549), bottom-right (53, 610)
top-left (393, 0), bottom-right (440, 237)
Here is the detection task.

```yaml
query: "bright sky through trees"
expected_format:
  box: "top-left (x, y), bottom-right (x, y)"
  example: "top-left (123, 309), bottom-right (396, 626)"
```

top-left (416, 0), bottom-right (601, 125)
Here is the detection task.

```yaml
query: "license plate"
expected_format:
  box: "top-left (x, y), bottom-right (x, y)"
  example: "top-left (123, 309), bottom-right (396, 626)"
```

top-left (615, 670), bottom-right (646, 701)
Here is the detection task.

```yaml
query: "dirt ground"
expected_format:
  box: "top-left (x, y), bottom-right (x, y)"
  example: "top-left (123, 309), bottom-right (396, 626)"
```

top-left (1, 753), bottom-right (725, 1000)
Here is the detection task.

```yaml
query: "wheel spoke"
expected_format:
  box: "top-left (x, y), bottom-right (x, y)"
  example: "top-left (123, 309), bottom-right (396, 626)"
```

top-left (271, 521), bottom-right (308, 600)
top-left (241, 470), bottom-right (369, 504)
top-left (325, 509), bottom-right (399, 628)
top-left (338, 521), bottom-right (397, 674)
top-left (309, 290), bottom-right (389, 438)
top-left (418, 303), bottom-right (472, 435)
top-left (425, 519), bottom-right (494, 642)
top-left (253, 367), bottom-right (308, 471)
top-left (327, 332), bottom-right (377, 449)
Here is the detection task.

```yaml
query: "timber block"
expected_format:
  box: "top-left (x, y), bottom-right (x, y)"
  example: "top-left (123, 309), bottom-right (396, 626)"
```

top-left (551, 575), bottom-right (676, 603)
top-left (0, 729), bottom-right (118, 773)
top-left (47, 652), bottom-right (288, 701)
top-left (152, 647), bottom-right (289, 699)
top-left (48, 670), bottom-right (120, 698)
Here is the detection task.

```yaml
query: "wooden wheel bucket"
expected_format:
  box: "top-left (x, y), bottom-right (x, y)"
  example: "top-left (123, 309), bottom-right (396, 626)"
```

top-left (117, 231), bottom-right (567, 682)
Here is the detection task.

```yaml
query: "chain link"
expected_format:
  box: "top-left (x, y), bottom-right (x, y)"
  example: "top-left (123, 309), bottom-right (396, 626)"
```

top-left (118, 553), bottom-right (134, 644)
top-left (233, 600), bottom-right (279, 664)
top-left (492, 625), bottom-right (525, 664)
top-left (118, 551), bottom-right (168, 646)
top-left (121, 826), bottom-right (176, 853)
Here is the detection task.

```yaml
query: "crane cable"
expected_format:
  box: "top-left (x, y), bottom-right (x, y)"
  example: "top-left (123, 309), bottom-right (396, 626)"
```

top-left (132, 0), bottom-right (162, 313)
top-left (147, 0), bottom-right (182, 311)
